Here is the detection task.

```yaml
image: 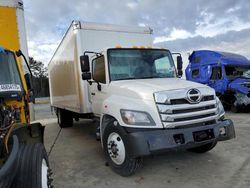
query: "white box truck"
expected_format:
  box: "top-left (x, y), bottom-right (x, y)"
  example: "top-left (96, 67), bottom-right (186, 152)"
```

top-left (48, 21), bottom-right (235, 176)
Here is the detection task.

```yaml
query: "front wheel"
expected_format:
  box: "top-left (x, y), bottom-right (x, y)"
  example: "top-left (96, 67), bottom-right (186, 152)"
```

top-left (103, 123), bottom-right (143, 176)
top-left (188, 141), bottom-right (217, 153)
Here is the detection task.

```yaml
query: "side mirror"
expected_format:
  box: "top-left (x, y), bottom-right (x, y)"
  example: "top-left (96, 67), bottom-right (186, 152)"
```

top-left (82, 72), bottom-right (91, 80)
top-left (177, 55), bottom-right (183, 77)
top-left (80, 55), bottom-right (90, 72)
top-left (24, 73), bottom-right (33, 90)
top-left (24, 73), bottom-right (35, 103)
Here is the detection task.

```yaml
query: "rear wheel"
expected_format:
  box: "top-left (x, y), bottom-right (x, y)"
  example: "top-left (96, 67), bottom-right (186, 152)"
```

top-left (57, 109), bottom-right (73, 128)
top-left (103, 123), bottom-right (143, 176)
top-left (12, 143), bottom-right (53, 188)
top-left (188, 141), bottom-right (217, 153)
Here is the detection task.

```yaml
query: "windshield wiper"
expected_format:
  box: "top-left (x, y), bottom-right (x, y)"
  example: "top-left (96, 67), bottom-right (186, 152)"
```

top-left (139, 76), bottom-right (163, 79)
top-left (114, 77), bottom-right (136, 81)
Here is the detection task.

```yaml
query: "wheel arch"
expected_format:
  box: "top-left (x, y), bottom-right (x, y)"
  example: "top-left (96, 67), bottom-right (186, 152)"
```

top-left (100, 114), bottom-right (120, 147)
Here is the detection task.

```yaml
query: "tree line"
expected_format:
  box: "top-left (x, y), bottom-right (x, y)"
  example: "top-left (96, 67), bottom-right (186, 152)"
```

top-left (29, 57), bottom-right (50, 98)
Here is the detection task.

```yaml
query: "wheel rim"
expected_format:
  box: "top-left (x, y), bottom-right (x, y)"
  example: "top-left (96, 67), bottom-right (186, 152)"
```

top-left (41, 159), bottom-right (48, 188)
top-left (107, 132), bottom-right (126, 165)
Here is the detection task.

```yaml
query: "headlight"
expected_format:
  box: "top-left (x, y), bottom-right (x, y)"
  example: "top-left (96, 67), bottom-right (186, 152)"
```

top-left (216, 97), bottom-right (225, 120)
top-left (120, 110), bottom-right (155, 126)
top-left (154, 92), bottom-right (170, 104)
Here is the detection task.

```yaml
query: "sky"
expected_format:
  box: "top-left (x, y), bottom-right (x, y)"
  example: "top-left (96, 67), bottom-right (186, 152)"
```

top-left (23, 0), bottom-right (250, 67)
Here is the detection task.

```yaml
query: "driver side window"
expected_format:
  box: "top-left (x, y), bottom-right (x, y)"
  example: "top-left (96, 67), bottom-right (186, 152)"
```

top-left (92, 56), bottom-right (106, 84)
top-left (154, 56), bottom-right (174, 76)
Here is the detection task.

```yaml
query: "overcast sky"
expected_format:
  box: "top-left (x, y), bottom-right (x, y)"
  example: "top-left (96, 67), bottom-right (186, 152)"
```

top-left (23, 0), bottom-right (250, 67)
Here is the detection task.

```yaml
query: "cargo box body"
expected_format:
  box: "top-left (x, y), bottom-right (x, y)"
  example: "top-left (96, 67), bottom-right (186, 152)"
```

top-left (48, 21), bottom-right (153, 114)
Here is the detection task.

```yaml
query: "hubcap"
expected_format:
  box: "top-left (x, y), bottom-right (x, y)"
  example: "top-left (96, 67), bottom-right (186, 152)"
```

top-left (107, 132), bottom-right (126, 165)
top-left (41, 159), bottom-right (48, 188)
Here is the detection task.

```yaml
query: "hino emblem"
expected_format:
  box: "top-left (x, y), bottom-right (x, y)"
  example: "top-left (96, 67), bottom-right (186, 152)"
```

top-left (187, 89), bottom-right (202, 103)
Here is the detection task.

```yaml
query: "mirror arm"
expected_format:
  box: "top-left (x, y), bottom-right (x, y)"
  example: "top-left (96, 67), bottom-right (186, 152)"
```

top-left (97, 82), bottom-right (101, 91)
top-left (87, 80), bottom-right (93, 85)
top-left (16, 50), bottom-right (33, 79)
top-left (86, 79), bottom-right (101, 91)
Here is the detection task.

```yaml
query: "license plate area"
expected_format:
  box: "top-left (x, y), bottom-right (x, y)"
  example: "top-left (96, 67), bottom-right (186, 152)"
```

top-left (193, 129), bottom-right (215, 142)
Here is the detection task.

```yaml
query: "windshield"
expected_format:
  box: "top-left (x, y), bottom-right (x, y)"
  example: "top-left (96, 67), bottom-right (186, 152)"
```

top-left (0, 51), bottom-right (23, 91)
top-left (225, 65), bottom-right (250, 80)
top-left (108, 49), bottom-right (176, 81)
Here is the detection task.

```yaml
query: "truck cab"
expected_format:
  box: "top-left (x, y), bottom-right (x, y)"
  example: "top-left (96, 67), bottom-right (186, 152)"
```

top-left (186, 50), bottom-right (250, 112)
top-left (0, 47), bottom-right (30, 123)
top-left (80, 47), bottom-right (235, 175)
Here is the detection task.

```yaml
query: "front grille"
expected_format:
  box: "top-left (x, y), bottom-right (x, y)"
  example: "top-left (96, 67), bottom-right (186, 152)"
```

top-left (172, 105), bottom-right (215, 114)
top-left (170, 95), bottom-right (214, 105)
top-left (173, 113), bottom-right (216, 122)
top-left (202, 95), bottom-right (214, 101)
top-left (170, 99), bottom-right (189, 105)
top-left (155, 91), bottom-right (218, 128)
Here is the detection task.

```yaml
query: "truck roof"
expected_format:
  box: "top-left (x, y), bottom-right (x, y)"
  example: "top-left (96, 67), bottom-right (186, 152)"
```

top-left (49, 21), bottom-right (153, 66)
top-left (189, 50), bottom-right (250, 67)
top-left (74, 21), bottom-right (153, 34)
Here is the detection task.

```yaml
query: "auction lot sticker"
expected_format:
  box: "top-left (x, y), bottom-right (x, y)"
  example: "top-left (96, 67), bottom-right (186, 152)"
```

top-left (0, 84), bottom-right (21, 92)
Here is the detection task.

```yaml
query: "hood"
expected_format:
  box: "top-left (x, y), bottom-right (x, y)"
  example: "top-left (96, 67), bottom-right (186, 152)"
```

top-left (108, 78), bottom-right (211, 100)
top-left (229, 78), bottom-right (250, 94)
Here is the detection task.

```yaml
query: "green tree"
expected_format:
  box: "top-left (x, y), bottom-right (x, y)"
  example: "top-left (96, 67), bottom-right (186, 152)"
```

top-left (29, 57), bottom-right (48, 78)
top-left (29, 57), bottom-right (49, 97)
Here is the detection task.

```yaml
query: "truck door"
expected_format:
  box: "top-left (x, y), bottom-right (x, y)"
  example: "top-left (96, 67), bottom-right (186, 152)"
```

top-left (89, 55), bottom-right (107, 116)
top-left (208, 66), bottom-right (227, 94)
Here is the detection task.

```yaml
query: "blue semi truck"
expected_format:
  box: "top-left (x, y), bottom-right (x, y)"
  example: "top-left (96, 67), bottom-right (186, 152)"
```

top-left (186, 50), bottom-right (250, 112)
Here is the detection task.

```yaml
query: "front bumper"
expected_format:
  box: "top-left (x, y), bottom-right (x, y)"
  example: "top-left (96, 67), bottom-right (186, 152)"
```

top-left (125, 119), bottom-right (235, 157)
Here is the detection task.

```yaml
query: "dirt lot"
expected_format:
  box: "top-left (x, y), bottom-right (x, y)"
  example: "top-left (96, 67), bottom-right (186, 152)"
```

top-left (35, 103), bottom-right (250, 188)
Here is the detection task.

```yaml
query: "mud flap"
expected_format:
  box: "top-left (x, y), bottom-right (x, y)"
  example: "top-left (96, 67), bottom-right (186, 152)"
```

top-left (9, 123), bottom-right (45, 145)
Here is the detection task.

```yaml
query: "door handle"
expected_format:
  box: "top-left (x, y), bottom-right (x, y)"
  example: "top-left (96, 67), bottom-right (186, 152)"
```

top-left (91, 92), bottom-right (95, 96)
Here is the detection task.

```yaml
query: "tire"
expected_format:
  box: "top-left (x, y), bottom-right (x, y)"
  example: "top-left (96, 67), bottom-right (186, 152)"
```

top-left (0, 136), bottom-right (19, 188)
top-left (57, 109), bottom-right (73, 128)
top-left (188, 141), bottom-right (217, 153)
top-left (103, 123), bottom-right (143, 176)
top-left (11, 144), bottom-right (53, 188)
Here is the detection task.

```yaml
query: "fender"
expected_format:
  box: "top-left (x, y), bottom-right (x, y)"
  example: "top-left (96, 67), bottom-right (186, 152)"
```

top-left (7, 123), bottom-right (45, 145)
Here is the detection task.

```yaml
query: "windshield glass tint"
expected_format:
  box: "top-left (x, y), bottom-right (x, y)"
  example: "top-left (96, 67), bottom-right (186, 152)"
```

top-left (0, 51), bottom-right (22, 87)
top-left (108, 49), bottom-right (176, 81)
top-left (225, 65), bottom-right (250, 79)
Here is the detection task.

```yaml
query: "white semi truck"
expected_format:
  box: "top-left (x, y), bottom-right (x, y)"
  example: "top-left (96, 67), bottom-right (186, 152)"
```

top-left (48, 21), bottom-right (235, 176)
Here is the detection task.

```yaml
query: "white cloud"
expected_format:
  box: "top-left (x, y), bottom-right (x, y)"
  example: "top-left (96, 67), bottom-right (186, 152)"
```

top-left (127, 2), bottom-right (138, 9)
top-left (154, 28), bottom-right (194, 43)
top-left (22, 0), bottom-right (250, 66)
